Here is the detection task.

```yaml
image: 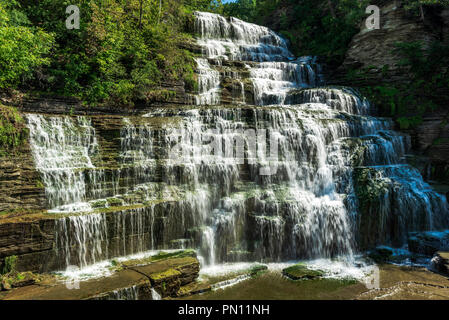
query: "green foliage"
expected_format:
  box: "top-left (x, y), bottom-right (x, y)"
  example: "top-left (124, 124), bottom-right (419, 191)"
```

top-left (350, 39), bottom-right (449, 129)
top-left (2, 0), bottom-right (209, 106)
top-left (354, 168), bottom-right (390, 213)
top-left (222, 0), bottom-right (258, 21)
top-left (403, 0), bottom-right (449, 18)
top-left (222, 0), bottom-right (368, 66)
top-left (0, 0), bottom-right (54, 89)
top-left (1, 255), bottom-right (17, 275)
top-left (396, 116), bottom-right (423, 129)
top-left (0, 104), bottom-right (28, 155)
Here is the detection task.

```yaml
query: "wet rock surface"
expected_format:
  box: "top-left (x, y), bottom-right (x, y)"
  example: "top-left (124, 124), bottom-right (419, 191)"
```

top-left (282, 264), bottom-right (324, 280)
top-left (358, 264), bottom-right (449, 300)
top-left (0, 142), bottom-right (46, 213)
top-left (335, 1), bottom-right (448, 86)
top-left (408, 231), bottom-right (449, 256)
top-left (1, 254), bottom-right (200, 300)
top-left (431, 252), bottom-right (449, 277)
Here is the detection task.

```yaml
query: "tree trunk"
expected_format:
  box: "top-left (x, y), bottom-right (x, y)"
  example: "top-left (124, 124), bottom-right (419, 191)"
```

top-left (419, 4), bottom-right (425, 22)
top-left (139, 0), bottom-right (143, 29)
top-left (327, 0), bottom-right (336, 19)
top-left (158, 0), bottom-right (162, 24)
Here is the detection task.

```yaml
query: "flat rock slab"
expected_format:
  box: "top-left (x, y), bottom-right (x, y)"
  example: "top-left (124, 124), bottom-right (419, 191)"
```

top-left (2, 269), bottom-right (149, 300)
top-left (177, 281), bottom-right (212, 297)
top-left (282, 264), bottom-right (324, 280)
top-left (431, 251), bottom-right (449, 276)
top-left (2, 256), bottom-right (200, 300)
top-left (358, 264), bottom-right (449, 300)
top-left (130, 257), bottom-right (200, 297)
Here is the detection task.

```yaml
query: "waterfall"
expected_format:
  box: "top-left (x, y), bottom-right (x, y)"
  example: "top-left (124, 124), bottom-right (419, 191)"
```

top-left (111, 286), bottom-right (139, 300)
top-left (55, 213), bottom-right (108, 268)
top-left (55, 206), bottom-right (157, 269)
top-left (194, 58), bottom-right (221, 105)
top-left (25, 11), bottom-right (448, 272)
top-left (151, 288), bottom-right (161, 300)
top-left (191, 11), bottom-right (322, 106)
top-left (26, 114), bottom-right (104, 212)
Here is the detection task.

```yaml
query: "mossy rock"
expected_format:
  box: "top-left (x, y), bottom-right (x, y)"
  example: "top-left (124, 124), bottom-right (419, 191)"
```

top-left (119, 250), bottom-right (196, 268)
top-left (106, 198), bottom-right (124, 207)
top-left (0, 104), bottom-right (28, 156)
top-left (0, 271), bottom-right (40, 291)
top-left (249, 264), bottom-right (268, 275)
top-left (91, 200), bottom-right (107, 209)
top-left (282, 264), bottom-right (324, 280)
top-left (151, 250), bottom-right (196, 261)
top-left (367, 247), bottom-right (393, 263)
top-left (150, 268), bottom-right (182, 282)
top-left (177, 282), bottom-right (211, 297)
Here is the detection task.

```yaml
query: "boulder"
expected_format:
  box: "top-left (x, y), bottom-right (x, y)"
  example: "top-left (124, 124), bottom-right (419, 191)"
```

top-left (367, 247), bottom-right (394, 263)
top-left (1, 278), bottom-right (11, 291)
top-left (334, 0), bottom-right (447, 86)
top-left (282, 264), bottom-right (324, 280)
top-left (431, 252), bottom-right (449, 276)
top-left (408, 231), bottom-right (449, 256)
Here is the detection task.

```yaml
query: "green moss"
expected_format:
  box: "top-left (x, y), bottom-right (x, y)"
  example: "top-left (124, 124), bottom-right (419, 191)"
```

top-left (150, 250), bottom-right (196, 262)
top-left (367, 247), bottom-right (393, 263)
top-left (249, 264), bottom-right (268, 277)
top-left (36, 180), bottom-right (45, 189)
top-left (115, 250), bottom-right (196, 271)
top-left (282, 263), bottom-right (324, 280)
top-left (1, 255), bottom-right (17, 275)
top-left (91, 200), bottom-right (107, 209)
top-left (0, 105), bottom-right (28, 156)
top-left (106, 198), bottom-right (123, 207)
top-left (354, 167), bottom-right (390, 213)
top-left (150, 268), bottom-right (181, 281)
top-left (0, 271), bottom-right (41, 290)
top-left (354, 167), bottom-right (395, 249)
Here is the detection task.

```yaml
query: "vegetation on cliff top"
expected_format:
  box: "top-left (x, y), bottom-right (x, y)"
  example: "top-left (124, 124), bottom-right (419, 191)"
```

top-left (220, 0), bottom-right (369, 66)
top-left (0, 104), bottom-right (28, 155)
top-left (351, 39), bottom-right (449, 130)
top-left (1, 0), bottom-right (448, 117)
top-left (0, 0), bottom-right (222, 106)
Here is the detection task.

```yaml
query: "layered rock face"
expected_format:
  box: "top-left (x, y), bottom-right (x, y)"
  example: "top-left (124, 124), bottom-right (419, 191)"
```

top-left (0, 142), bottom-right (46, 213)
top-left (0, 11), bottom-right (448, 277)
top-left (335, 0), bottom-right (449, 85)
top-left (187, 11), bottom-right (324, 106)
top-left (1, 253), bottom-right (200, 300)
top-left (332, 0), bottom-right (449, 184)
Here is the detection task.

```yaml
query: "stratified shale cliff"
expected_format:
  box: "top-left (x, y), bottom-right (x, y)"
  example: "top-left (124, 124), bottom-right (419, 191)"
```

top-left (332, 0), bottom-right (449, 186)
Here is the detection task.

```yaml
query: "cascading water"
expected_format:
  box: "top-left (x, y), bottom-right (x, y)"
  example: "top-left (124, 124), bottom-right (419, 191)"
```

top-left (26, 114), bottom-right (104, 212)
top-left (25, 12), bottom-right (448, 272)
top-left (190, 11), bottom-right (322, 106)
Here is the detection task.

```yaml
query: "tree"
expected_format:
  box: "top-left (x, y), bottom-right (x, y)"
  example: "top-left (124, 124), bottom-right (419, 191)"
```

top-left (0, 0), bottom-right (54, 89)
top-left (403, 0), bottom-right (449, 22)
top-left (327, 0), bottom-right (336, 19)
top-left (139, 0), bottom-right (143, 29)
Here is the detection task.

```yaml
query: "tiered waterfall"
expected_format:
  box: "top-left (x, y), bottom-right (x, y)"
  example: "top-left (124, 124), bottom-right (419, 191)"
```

top-left (25, 11), bottom-right (448, 269)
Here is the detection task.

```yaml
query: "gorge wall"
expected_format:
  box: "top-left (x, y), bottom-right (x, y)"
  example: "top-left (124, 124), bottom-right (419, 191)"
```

top-left (331, 0), bottom-right (449, 186)
top-left (0, 10), bottom-right (448, 276)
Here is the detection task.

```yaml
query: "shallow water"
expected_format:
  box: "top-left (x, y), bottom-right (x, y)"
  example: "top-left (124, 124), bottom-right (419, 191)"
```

top-left (185, 271), bottom-right (366, 300)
